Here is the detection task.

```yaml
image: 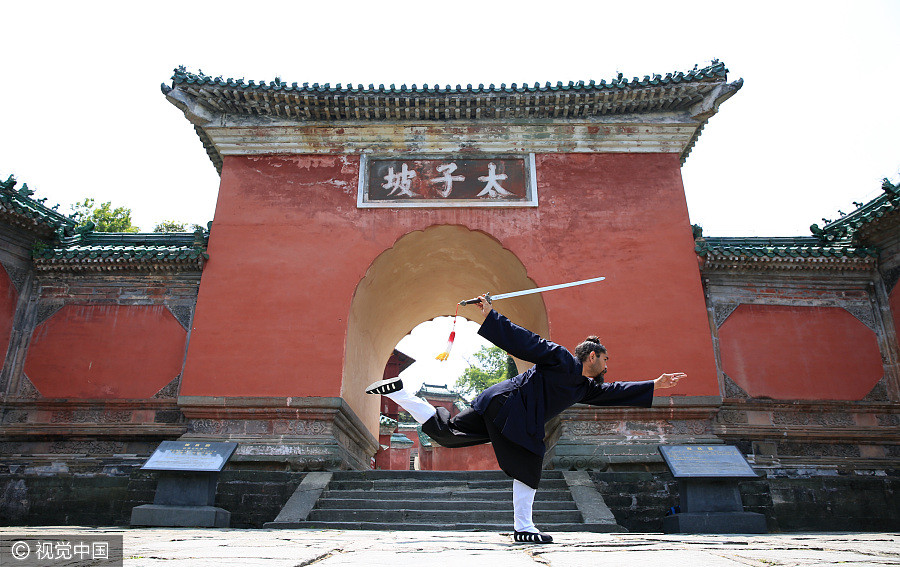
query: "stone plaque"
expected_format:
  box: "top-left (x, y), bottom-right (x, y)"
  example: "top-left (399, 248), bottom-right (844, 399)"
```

top-left (658, 445), bottom-right (758, 478)
top-left (358, 154), bottom-right (537, 207)
top-left (142, 441), bottom-right (237, 472)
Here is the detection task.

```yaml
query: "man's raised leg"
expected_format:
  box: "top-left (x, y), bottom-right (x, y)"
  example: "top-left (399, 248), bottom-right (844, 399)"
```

top-left (365, 378), bottom-right (437, 424)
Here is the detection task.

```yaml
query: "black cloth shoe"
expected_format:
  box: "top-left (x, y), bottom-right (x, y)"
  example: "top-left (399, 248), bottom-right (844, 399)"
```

top-left (365, 377), bottom-right (403, 395)
top-left (513, 530), bottom-right (553, 544)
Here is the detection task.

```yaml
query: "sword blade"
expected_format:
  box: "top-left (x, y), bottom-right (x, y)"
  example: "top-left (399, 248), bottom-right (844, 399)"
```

top-left (490, 276), bottom-right (606, 301)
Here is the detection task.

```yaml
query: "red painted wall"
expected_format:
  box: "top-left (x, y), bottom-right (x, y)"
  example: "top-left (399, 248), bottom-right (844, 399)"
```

top-left (375, 442), bottom-right (410, 470)
top-left (428, 444), bottom-right (501, 471)
top-left (0, 265), bottom-right (18, 358)
top-left (719, 304), bottom-right (884, 400)
top-left (181, 153), bottom-right (718, 397)
top-left (25, 304), bottom-right (187, 398)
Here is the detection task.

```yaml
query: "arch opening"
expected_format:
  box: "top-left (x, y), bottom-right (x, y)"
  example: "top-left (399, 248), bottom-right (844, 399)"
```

top-left (342, 225), bottom-right (549, 437)
top-left (394, 315), bottom-right (491, 396)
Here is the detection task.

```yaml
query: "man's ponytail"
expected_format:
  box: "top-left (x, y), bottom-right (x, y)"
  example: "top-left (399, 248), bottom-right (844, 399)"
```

top-left (575, 336), bottom-right (606, 362)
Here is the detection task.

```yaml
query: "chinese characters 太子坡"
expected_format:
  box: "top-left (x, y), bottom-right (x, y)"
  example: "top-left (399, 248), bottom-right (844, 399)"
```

top-left (369, 158), bottom-right (526, 202)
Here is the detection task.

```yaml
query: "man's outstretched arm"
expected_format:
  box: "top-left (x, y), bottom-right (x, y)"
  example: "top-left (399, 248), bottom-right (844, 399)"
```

top-left (580, 373), bottom-right (686, 407)
top-left (653, 372), bottom-right (685, 389)
top-left (465, 295), bottom-right (573, 370)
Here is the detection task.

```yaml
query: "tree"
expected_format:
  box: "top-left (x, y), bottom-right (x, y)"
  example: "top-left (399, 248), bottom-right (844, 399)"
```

top-left (70, 198), bottom-right (140, 233)
top-left (153, 220), bottom-right (187, 232)
top-left (454, 345), bottom-right (517, 397)
top-left (153, 220), bottom-right (207, 232)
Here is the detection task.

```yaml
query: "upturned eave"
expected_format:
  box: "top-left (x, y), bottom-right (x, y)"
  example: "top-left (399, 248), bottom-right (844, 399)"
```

top-left (164, 62), bottom-right (742, 174)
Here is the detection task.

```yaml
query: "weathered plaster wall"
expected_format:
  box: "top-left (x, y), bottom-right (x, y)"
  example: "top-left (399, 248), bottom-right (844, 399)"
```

top-left (374, 439), bottom-right (410, 470)
top-left (24, 304), bottom-right (187, 399)
top-left (0, 266), bottom-right (17, 359)
top-left (719, 304), bottom-right (884, 400)
top-left (181, 152), bottom-right (719, 438)
top-left (891, 285), bottom-right (900, 349)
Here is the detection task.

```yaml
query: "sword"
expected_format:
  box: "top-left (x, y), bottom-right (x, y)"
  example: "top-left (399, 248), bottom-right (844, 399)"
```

top-left (458, 276), bottom-right (606, 306)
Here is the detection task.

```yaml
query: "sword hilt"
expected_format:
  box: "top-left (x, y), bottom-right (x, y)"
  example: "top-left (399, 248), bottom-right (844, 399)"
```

top-left (459, 293), bottom-right (492, 306)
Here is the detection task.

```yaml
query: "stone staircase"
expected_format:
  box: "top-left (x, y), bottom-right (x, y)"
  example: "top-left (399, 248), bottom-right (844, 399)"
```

top-left (266, 470), bottom-right (624, 532)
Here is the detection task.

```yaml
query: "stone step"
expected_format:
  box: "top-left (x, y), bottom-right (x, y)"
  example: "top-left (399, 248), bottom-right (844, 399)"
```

top-left (265, 469), bottom-right (624, 533)
top-left (326, 478), bottom-right (569, 491)
top-left (278, 520), bottom-right (626, 533)
top-left (321, 489), bottom-right (574, 502)
top-left (315, 498), bottom-right (578, 511)
top-left (307, 508), bottom-right (583, 524)
top-left (330, 470), bottom-right (540, 481)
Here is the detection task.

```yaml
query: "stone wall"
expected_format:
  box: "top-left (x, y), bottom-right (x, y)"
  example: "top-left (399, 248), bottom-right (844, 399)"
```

top-left (4, 465), bottom-right (897, 531)
top-left (1, 465), bottom-right (305, 528)
top-left (592, 469), bottom-right (900, 533)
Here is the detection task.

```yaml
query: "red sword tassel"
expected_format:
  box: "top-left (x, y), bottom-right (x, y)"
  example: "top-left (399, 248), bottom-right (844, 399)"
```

top-left (435, 304), bottom-right (459, 362)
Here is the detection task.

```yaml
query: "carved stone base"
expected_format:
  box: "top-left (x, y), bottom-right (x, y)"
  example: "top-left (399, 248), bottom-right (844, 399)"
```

top-left (0, 399), bottom-right (186, 472)
top-left (715, 399), bottom-right (900, 470)
top-left (176, 396), bottom-right (379, 471)
top-left (551, 397), bottom-right (722, 471)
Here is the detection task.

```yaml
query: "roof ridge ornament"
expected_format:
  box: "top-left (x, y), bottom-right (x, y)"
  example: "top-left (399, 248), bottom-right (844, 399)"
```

top-left (812, 175), bottom-right (900, 244)
top-left (168, 61), bottom-right (732, 97)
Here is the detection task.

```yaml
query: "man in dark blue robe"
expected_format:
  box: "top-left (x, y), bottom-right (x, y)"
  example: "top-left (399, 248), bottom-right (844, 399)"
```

top-left (366, 295), bottom-right (684, 543)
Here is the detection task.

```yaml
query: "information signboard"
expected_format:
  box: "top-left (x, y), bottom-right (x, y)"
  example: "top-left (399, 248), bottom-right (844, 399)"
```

top-left (141, 441), bottom-right (237, 472)
top-left (658, 445), bottom-right (758, 478)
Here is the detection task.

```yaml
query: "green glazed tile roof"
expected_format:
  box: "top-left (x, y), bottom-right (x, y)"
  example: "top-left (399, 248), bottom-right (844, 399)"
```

top-left (695, 234), bottom-right (879, 273)
top-left (390, 433), bottom-right (414, 448)
top-left (696, 178), bottom-right (899, 271)
top-left (416, 425), bottom-right (433, 449)
top-left (416, 383), bottom-right (458, 398)
top-left (170, 61), bottom-right (728, 98)
top-left (165, 61), bottom-right (739, 174)
top-left (2, 173), bottom-right (209, 272)
top-left (33, 231), bottom-right (209, 272)
top-left (696, 237), bottom-right (876, 260)
top-left (811, 178), bottom-right (900, 244)
top-left (166, 61), bottom-right (730, 123)
top-left (0, 175), bottom-right (77, 237)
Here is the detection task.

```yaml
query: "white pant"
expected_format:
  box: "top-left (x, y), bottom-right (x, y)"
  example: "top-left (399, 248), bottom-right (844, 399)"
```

top-left (513, 479), bottom-right (538, 533)
top-left (386, 387), bottom-right (540, 534)
top-left (386, 387), bottom-right (437, 424)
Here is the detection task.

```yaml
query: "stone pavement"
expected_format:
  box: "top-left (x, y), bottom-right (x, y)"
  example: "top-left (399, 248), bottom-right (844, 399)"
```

top-left (1, 528), bottom-right (898, 567)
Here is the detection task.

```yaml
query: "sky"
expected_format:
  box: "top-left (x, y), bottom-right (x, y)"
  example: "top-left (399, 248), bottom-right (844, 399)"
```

top-left (3, 1), bottom-right (899, 393)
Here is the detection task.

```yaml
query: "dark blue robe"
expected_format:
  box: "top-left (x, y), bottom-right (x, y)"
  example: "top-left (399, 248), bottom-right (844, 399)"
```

top-left (472, 310), bottom-right (655, 456)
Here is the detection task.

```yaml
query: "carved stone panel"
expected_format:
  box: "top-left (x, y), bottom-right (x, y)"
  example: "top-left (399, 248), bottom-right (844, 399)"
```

top-left (0, 260), bottom-right (28, 292)
top-left (562, 420), bottom-right (620, 437)
top-left (167, 304), bottom-right (194, 332)
top-left (722, 373), bottom-right (750, 399)
top-left (842, 304), bottom-right (877, 332)
top-left (16, 374), bottom-right (40, 399)
top-left (772, 411), bottom-right (853, 427)
top-left (714, 302), bottom-right (740, 328)
top-left (153, 375), bottom-right (181, 399)
top-left (35, 301), bottom-right (64, 326)
top-left (863, 375), bottom-right (891, 402)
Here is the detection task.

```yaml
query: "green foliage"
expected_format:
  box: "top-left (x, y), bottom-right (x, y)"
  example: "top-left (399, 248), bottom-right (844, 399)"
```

top-left (454, 345), bottom-right (517, 397)
top-left (153, 220), bottom-right (187, 232)
top-left (70, 198), bottom-right (140, 233)
top-left (152, 220), bottom-right (204, 233)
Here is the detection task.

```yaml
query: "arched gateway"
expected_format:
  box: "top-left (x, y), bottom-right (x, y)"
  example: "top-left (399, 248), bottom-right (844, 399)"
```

top-left (3, 62), bottom-right (899, 528)
top-left (344, 225), bottom-right (549, 430)
top-left (164, 63), bottom-right (739, 470)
